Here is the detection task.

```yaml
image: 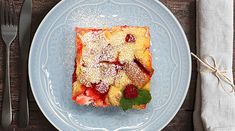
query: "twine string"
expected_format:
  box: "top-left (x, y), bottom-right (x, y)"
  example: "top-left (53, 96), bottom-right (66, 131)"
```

top-left (191, 53), bottom-right (235, 92)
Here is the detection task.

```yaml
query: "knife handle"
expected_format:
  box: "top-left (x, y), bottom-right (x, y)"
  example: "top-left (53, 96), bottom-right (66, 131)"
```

top-left (1, 47), bottom-right (12, 129)
top-left (18, 57), bottom-right (29, 128)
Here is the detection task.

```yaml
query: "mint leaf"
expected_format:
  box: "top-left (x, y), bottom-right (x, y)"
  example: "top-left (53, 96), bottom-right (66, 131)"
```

top-left (134, 89), bottom-right (151, 104)
top-left (120, 89), bottom-right (151, 111)
top-left (120, 97), bottom-right (133, 111)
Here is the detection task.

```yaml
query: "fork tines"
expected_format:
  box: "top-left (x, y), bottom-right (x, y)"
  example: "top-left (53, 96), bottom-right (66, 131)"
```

top-left (1, 0), bottom-right (17, 26)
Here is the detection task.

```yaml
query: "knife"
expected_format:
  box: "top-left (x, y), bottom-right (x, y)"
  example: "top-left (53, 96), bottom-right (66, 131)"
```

top-left (18, 0), bottom-right (32, 127)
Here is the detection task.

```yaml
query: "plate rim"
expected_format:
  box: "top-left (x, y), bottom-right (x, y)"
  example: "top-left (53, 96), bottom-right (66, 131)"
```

top-left (28, 0), bottom-right (192, 130)
top-left (153, 1), bottom-right (192, 130)
top-left (29, 0), bottom-right (66, 130)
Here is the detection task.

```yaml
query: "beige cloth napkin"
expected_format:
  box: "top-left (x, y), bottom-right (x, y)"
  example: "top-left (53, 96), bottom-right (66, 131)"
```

top-left (193, 0), bottom-right (234, 131)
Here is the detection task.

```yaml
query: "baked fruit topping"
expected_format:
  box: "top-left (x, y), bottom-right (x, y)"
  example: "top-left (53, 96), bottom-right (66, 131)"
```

top-left (72, 26), bottom-right (154, 110)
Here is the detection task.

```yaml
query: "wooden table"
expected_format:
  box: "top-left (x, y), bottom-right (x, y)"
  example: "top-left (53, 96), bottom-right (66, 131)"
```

top-left (0, 0), bottom-right (233, 130)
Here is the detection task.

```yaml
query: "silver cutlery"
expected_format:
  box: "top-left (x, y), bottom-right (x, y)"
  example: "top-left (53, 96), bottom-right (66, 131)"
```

top-left (18, 0), bottom-right (32, 128)
top-left (0, 0), bottom-right (17, 128)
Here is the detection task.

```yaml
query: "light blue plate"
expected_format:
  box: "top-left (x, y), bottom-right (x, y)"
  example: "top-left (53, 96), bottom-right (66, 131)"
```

top-left (29, 0), bottom-right (191, 130)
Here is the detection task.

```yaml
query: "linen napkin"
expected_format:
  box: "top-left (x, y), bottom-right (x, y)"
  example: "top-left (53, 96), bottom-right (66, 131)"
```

top-left (193, 0), bottom-right (234, 131)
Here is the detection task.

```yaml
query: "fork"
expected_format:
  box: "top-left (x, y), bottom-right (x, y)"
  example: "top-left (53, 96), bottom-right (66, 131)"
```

top-left (1, 0), bottom-right (17, 128)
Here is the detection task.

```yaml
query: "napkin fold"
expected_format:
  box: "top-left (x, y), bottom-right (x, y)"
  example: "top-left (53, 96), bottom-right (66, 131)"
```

top-left (193, 0), bottom-right (234, 131)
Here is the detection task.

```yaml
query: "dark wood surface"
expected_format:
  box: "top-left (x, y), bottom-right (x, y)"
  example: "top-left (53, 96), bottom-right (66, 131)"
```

top-left (0, 0), bottom-right (233, 131)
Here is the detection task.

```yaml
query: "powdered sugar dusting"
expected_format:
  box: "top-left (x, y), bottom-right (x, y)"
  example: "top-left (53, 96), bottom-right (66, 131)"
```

top-left (78, 30), bottom-right (122, 93)
top-left (95, 82), bottom-right (109, 94)
top-left (78, 29), bottom-right (150, 94)
top-left (99, 45), bottom-right (116, 62)
top-left (124, 62), bottom-right (149, 87)
top-left (81, 31), bottom-right (108, 51)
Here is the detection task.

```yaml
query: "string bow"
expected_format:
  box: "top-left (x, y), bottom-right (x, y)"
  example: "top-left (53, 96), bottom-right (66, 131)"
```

top-left (191, 53), bottom-right (235, 93)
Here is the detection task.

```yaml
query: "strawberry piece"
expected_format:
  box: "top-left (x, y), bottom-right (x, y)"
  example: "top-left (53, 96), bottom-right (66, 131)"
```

top-left (123, 84), bottom-right (138, 99)
top-left (125, 34), bottom-right (136, 43)
top-left (75, 94), bottom-right (92, 105)
top-left (85, 88), bottom-right (100, 100)
top-left (72, 85), bottom-right (86, 101)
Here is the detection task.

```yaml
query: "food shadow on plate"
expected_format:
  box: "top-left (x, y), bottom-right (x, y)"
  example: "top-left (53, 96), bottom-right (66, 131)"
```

top-left (68, 100), bottom-right (153, 116)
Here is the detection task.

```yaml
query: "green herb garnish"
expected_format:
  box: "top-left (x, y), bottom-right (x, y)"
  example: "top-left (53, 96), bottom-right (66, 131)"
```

top-left (120, 89), bottom-right (151, 111)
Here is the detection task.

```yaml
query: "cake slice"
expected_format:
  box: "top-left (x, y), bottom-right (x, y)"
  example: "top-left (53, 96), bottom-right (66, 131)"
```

top-left (72, 26), bottom-right (154, 110)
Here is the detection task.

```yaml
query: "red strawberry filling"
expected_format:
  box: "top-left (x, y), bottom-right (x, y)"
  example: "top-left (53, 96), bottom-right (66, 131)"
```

top-left (72, 60), bottom-right (77, 83)
top-left (125, 34), bottom-right (136, 43)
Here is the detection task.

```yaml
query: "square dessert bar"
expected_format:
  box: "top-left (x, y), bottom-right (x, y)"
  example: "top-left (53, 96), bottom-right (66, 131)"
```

top-left (72, 26), bottom-right (154, 110)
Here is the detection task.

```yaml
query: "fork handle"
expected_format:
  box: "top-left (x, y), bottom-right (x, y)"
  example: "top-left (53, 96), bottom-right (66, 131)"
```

top-left (1, 46), bottom-right (12, 129)
top-left (18, 55), bottom-right (29, 127)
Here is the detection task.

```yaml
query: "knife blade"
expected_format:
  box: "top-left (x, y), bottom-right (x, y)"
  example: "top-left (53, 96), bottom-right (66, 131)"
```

top-left (19, 0), bottom-right (32, 128)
